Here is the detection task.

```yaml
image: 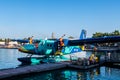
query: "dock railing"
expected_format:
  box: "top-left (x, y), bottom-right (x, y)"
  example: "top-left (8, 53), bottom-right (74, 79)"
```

top-left (105, 52), bottom-right (120, 63)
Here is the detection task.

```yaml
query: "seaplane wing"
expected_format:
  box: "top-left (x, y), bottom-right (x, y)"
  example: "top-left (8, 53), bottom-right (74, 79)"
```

top-left (11, 39), bottom-right (29, 43)
top-left (68, 36), bottom-right (120, 45)
top-left (11, 39), bottom-right (40, 43)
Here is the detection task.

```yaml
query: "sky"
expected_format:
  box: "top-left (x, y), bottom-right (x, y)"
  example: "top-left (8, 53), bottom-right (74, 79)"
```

top-left (0, 0), bottom-right (120, 39)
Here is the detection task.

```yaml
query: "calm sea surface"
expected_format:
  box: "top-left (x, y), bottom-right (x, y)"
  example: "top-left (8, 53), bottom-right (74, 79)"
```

top-left (0, 49), bottom-right (120, 80)
top-left (0, 49), bottom-right (92, 70)
top-left (0, 49), bottom-right (26, 69)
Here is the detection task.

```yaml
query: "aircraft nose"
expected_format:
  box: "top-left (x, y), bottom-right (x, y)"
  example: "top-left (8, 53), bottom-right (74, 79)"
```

top-left (18, 47), bottom-right (21, 51)
top-left (18, 46), bottom-right (25, 52)
top-left (18, 44), bottom-right (36, 53)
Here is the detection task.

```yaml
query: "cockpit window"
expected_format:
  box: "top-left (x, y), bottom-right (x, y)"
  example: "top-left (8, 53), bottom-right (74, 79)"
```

top-left (40, 42), bottom-right (43, 46)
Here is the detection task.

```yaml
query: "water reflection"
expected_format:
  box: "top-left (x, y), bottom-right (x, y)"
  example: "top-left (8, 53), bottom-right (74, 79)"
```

top-left (105, 67), bottom-right (120, 80)
top-left (10, 66), bottom-right (120, 80)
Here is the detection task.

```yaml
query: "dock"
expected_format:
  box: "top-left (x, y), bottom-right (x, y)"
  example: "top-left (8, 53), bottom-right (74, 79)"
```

top-left (0, 63), bottom-right (67, 80)
top-left (0, 55), bottom-right (119, 80)
top-left (68, 63), bottom-right (103, 70)
top-left (0, 61), bottom-right (115, 80)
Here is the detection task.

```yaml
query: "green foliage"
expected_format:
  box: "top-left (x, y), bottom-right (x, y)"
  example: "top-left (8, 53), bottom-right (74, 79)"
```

top-left (92, 30), bottom-right (120, 38)
top-left (68, 36), bottom-right (74, 39)
top-left (0, 38), bottom-right (3, 42)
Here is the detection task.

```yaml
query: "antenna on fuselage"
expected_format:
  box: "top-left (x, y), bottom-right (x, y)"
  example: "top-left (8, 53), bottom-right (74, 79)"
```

top-left (51, 32), bottom-right (55, 39)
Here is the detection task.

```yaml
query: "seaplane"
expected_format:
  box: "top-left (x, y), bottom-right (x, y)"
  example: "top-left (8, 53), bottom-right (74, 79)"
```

top-left (18, 30), bottom-right (87, 64)
top-left (17, 30), bottom-right (120, 64)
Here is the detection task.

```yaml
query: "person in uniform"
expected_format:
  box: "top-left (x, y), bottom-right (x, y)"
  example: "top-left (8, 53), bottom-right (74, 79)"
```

top-left (59, 34), bottom-right (65, 50)
top-left (29, 36), bottom-right (33, 44)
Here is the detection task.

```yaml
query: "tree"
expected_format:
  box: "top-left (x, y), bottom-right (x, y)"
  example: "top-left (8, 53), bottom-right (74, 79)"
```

top-left (68, 36), bottom-right (74, 39)
top-left (92, 32), bottom-right (103, 38)
top-left (112, 30), bottom-right (120, 36)
top-left (92, 30), bottom-right (120, 38)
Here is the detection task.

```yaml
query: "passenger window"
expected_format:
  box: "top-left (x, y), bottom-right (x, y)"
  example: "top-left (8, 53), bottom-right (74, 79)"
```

top-left (49, 44), bottom-right (52, 47)
top-left (47, 44), bottom-right (49, 47)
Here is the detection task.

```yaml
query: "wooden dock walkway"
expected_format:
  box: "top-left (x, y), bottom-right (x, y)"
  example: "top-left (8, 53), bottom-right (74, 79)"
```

top-left (0, 61), bottom-right (107, 80)
top-left (0, 63), bottom-right (67, 80)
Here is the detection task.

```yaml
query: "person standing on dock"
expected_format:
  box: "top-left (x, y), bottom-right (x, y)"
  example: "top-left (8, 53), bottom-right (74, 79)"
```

top-left (107, 52), bottom-right (111, 61)
top-left (89, 53), bottom-right (95, 64)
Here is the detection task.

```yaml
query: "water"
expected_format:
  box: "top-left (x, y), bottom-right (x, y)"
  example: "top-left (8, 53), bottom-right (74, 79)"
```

top-left (10, 67), bottom-right (120, 80)
top-left (0, 49), bottom-right (120, 80)
top-left (0, 49), bottom-right (26, 69)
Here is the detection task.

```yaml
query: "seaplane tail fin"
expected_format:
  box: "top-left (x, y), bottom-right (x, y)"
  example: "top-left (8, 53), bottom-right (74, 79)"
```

top-left (79, 29), bottom-right (86, 39)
